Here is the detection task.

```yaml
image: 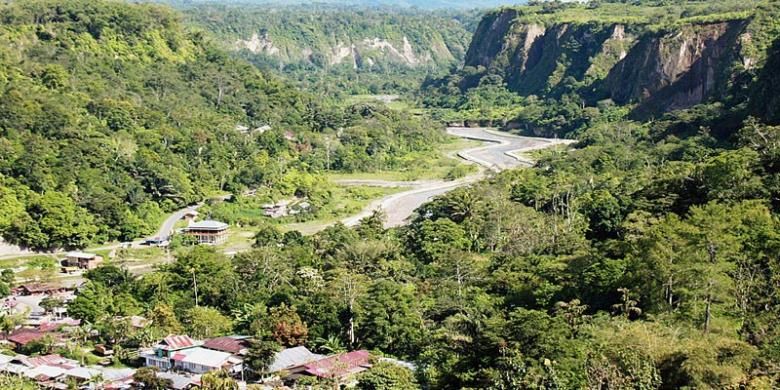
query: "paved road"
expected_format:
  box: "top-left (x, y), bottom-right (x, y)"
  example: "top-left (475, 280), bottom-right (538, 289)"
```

top-left (0, 203), bottom-right (203, 260)
top-left (340, 127), bottom-right (574, 228)
top-left (152, 205), bottom-right (199, 241)
top-left (0, 128), bottom-right (572, 261)
top-left (448, 127), bottom-right (575, 171)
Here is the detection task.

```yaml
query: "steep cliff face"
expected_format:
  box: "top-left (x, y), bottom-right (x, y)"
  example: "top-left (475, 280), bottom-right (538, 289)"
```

top-left (236, 33), bottom-right (451, 69)
top-left (605, 21), bottom-right (747, 116)
top-left (464, 8), bottom-right (525, 69)
top-left (461, 8), bottom-right (754, 116)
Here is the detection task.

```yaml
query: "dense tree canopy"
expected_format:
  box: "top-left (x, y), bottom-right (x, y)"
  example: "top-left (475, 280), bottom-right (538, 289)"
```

top-left (0, 0), bottom-right (447, 249)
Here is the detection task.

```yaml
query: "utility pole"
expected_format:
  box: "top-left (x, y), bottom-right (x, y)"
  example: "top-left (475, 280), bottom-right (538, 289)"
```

top-left (192, 268), bottom-right (199, 307)
top-left (326, 137), bottom-right (332, 171)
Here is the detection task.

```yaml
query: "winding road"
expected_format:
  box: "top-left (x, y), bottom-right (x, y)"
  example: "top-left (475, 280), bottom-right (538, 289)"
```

top-left (0, 127), bottom-right (573, 259)
top-left (339, 127), bottom-right (574, 228)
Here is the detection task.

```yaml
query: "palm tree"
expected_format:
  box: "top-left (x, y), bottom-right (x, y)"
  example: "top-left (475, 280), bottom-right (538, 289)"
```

top-left (201, 370), bottom-right (239, 390)
top-left (315, 335), bottom-right (346, 354)
top-left (612, 287), bottom-right (642, 319)
top-left (73, 322), bottom-right (94, 344)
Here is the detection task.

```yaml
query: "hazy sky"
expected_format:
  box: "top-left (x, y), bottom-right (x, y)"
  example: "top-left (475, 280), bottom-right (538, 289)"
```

top-left (156, 0), bottom-right (526, 10)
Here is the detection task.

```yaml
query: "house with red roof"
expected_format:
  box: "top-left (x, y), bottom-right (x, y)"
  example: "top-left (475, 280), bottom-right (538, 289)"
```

top-left (202, 336), bottom-right (250, 356)
top-left (3, 328), bottom-right (63, 351)
top-left (141, 335), bottom-right (200, 371)
top-left (141, 334), bottom-right (244, 376)
top-left (296, 350), bottom-right (372, 383)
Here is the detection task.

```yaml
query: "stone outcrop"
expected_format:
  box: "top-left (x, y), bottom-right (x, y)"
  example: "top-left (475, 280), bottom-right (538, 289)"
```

top-left (461, 8), bottom-right (754, 117)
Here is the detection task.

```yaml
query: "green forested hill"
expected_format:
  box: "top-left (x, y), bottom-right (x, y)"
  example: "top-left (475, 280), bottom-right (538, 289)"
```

top-left (148, 0), bottom-right (521, 10)
top-left (0, 0), bottom-right (307, 248)
top-left (0, 0), bottom-right (446, 249)
top-left (178, 4), bottom-right (478, 94)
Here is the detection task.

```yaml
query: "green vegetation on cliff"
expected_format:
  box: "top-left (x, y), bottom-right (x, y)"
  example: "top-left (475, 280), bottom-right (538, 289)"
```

top-left (422, 0), bottom-right (780, 124)
top-left (178, 4), bottom-right (478, 96)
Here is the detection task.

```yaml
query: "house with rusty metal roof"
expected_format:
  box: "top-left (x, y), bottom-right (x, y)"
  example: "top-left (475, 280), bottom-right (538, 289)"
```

top-left (202, 335), bottom-right (251, 355)
top-left (3, 328), bottom-right (65, 351)
top-left (300, 350), bottom-right (372, 382)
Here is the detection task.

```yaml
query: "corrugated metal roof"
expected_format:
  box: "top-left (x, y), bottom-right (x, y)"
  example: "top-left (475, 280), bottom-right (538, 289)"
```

top-left (65, 251), bottom-right (97, 259)
top-left (268, 346), bottom-right (324, 373)
top-left (162, 335), bottom-right (197, 350)
top-left (7, 329), bottom-right (45, 346)
top-left (22, 354), bottom-right (75, 369)
top-left (24, 365), bottom-right (66, 380)
top-left (202, 336), bottom-right (250, 354)
top-left (157, 372), bottom-right (196, 390)
top-left (177, 347), bottom-right (232, 368)
top-left (304, 350), bottom-right (371, 379)
top-left (186, 220), bottom-right (228, 230)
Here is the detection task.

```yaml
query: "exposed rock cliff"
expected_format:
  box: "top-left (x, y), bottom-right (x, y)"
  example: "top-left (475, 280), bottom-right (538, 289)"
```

top-left (605, 21), bottom-right (747, 116)
top-left (236, 33), bottom-right (442, 69)
top-left (461, 8), bottom-right (756, 117)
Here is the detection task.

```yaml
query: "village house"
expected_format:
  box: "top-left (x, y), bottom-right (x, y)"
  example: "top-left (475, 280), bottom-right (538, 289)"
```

top-left (262, 200), bottom-right (290, 218)
top-left (297, 350), bottom-right (372, 383)
top-left (142, 335), bottom-right (244, 375)
top-left (141, 335), bottom-right (200, 371)
top-left (157, 371), bottom-right (199, 390)
top-left (15, 283), bottom-right (69, 296)
top-left (202, 335), bottom-right (250, 356)
top-left (0, 352), bottom-right (136, 389)
top-left (171, 347), bottom-right (241, 374)
top-left (4, 329), bottom-right (46, 350)
top-left (183, 220), bottom-right (229, 245)
top-left (268, 346), bottom-right (325, 377)
top-left (62, 251), bottom-right (103, 270)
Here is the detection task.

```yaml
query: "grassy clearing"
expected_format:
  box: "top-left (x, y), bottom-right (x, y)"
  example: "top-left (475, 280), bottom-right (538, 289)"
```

top-left (216, 227), bottom-right (256, 253)
top-left (0, 255), bottom-right (57, 269)
top-left (115, 247), bottom-right (168, 265)
top-left (281, 185), bottom-right (405, 235)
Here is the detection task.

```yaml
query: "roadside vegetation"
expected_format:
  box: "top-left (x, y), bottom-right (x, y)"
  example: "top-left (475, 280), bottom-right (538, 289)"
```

top-left (2, 0), bottom-right (780, 389)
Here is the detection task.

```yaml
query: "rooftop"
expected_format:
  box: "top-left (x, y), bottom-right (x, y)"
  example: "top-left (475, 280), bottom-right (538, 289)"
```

top-left (17, 283), bottom-right (65, 294)
top-left (157, 371), bottom-right (199, 390)
top-left (65, 251), bottom-right (97, 259)
top-left (186, 220), bottom-right (229, 231)
top-left (268, 346), bottom-right (324, 373)
top-left (24, 365), bottom-right (66, 380)
top-left (172, 347), bottom-right (232, 368)
top-left (7, 329), bottom-right (47, 346)
top-left (202, 336), bottom-right (250, 355)
top-left (20, 354), bottom-right (76, 369)
top-left (160, 335), bottom-right (198, 350)
top-left (303, 350), bottom-right (371, 379)
top-left (65, 366), bottom-right (102, 380)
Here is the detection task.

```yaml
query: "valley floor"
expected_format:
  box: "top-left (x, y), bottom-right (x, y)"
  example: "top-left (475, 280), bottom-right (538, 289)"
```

top-left (0, 127), bottom-right (571, 283)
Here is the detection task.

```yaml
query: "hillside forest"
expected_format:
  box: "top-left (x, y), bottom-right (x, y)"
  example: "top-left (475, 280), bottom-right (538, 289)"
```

top-left (1, 0), bottom-right (780, 389)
